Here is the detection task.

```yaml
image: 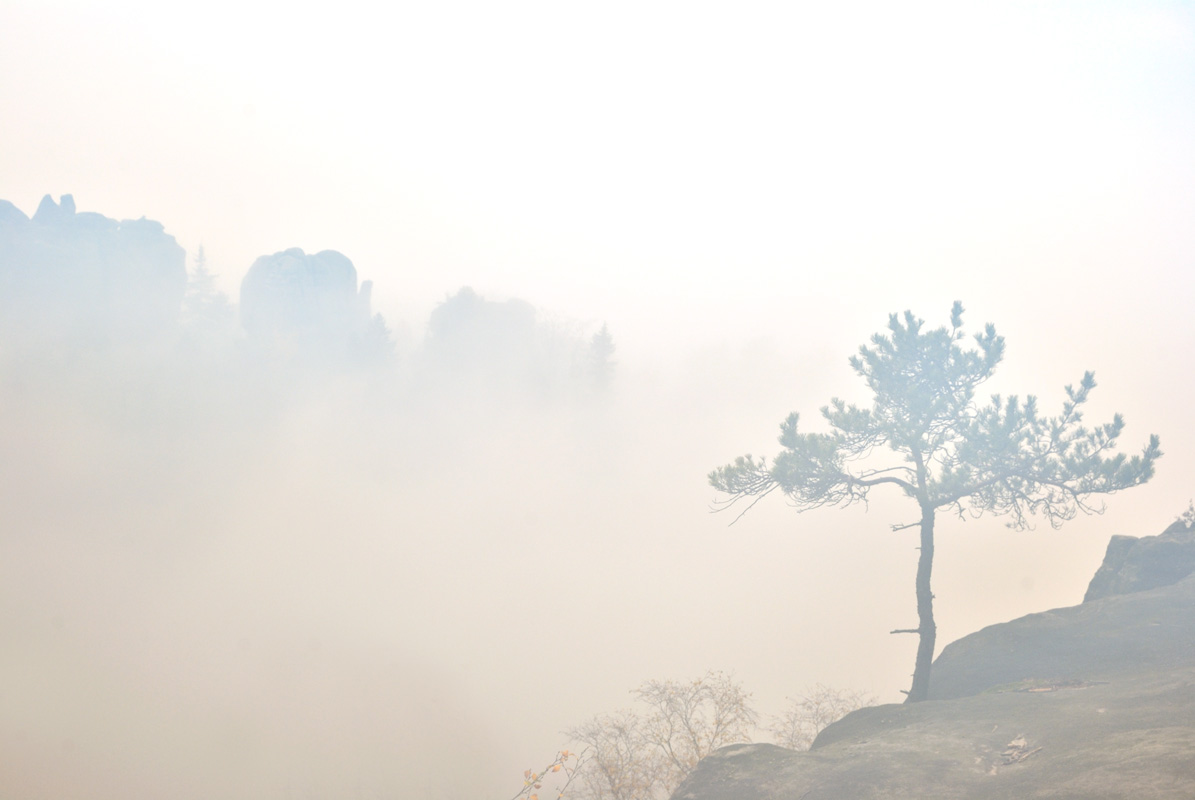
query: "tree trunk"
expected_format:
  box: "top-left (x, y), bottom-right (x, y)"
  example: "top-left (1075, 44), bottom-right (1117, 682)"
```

top-left (904, 506), bottom-right (936, 703)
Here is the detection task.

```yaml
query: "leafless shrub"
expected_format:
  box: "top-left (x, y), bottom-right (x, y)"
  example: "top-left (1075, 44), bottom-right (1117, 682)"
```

top-left (767, 684), bottom-right (876, 751)
top-left (550, 675), bottom-right (871, 799)
top-left (634, 671), bottom-right (758, 789)
top-left (565, 671), bottom-right (757, 799)
top-left (567, 710), bottom-right (666, 800)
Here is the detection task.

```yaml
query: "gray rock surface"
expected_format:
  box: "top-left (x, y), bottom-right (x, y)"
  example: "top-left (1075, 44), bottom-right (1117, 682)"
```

top-left (1084, 519), bottom-right (1195, 602)
top-left (674, 667), bottom-right (1195, 800)
top-left (672, 524), bottom-right (1195, 800)
top-left (927, 572), bottom-right (1195, 701)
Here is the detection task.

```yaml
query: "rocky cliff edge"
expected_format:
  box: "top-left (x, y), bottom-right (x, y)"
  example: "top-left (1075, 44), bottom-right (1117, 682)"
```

top-left (672, 520), bottom-right (1195, 800)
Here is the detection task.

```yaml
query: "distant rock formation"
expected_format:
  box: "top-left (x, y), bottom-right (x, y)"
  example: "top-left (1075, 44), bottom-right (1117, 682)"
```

top-left (0, 198), bottom-right (30, 227)
top-left (672, 520), bottom-right (1195, 800)
top-left (1083, 518), bottom-right (1195, 603)
top-left (0, 194), bottom-right (186, 346)
top-left (420, 287), bottom-right (614, 400)
top-left (239, 247), bottom-right (386, 362)
top-left (424, 287), bottom-right (537, 374)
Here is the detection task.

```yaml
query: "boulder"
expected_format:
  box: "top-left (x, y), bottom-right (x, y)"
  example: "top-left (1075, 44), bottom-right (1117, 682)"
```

top-left (926, 572), bottom-right (1195, 702)
top-left (1083, 519), bottom-right (1195, 602)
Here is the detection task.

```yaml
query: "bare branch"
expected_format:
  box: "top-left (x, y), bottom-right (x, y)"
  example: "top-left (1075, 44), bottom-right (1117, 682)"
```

top-left (710, 483), bottom-right (780, 526)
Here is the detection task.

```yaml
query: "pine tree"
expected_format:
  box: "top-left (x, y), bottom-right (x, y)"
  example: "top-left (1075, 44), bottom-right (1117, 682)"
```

top-left (710, 302), bottom-right (1161, 702)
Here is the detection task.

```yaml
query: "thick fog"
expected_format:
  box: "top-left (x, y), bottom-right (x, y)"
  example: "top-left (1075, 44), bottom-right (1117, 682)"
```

top-left (2, 3), bottom-right (1194, 799)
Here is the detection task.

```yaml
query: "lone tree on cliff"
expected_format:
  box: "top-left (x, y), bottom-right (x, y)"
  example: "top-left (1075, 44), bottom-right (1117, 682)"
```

top-left (709, 302), bottom-right (1161, 703)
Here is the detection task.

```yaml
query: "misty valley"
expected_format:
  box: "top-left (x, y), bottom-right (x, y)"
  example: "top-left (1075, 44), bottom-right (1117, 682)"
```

top-left (1, 194), bottom-right (1191, 799)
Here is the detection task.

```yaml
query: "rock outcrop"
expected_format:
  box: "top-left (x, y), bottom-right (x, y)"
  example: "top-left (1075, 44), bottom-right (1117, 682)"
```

top-left (239, 248), bottom-right (385, 362)
top-left (423, 287), bottom-right (538, 383)
top-left (0, 194), bottom-right (187, 346)
top-left (1084, 518), bottom-right (1195, 602)
top-left (926, 569), bottom-right (1195, 702)
top-left (672, 522), bottom-right (1195, 800)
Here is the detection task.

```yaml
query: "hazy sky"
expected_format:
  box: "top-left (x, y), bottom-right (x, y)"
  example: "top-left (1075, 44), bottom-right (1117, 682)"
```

top-left (3, 2), bottom-right (1194, 799)
top-left (5, 1), bottom-right (1193, 346)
